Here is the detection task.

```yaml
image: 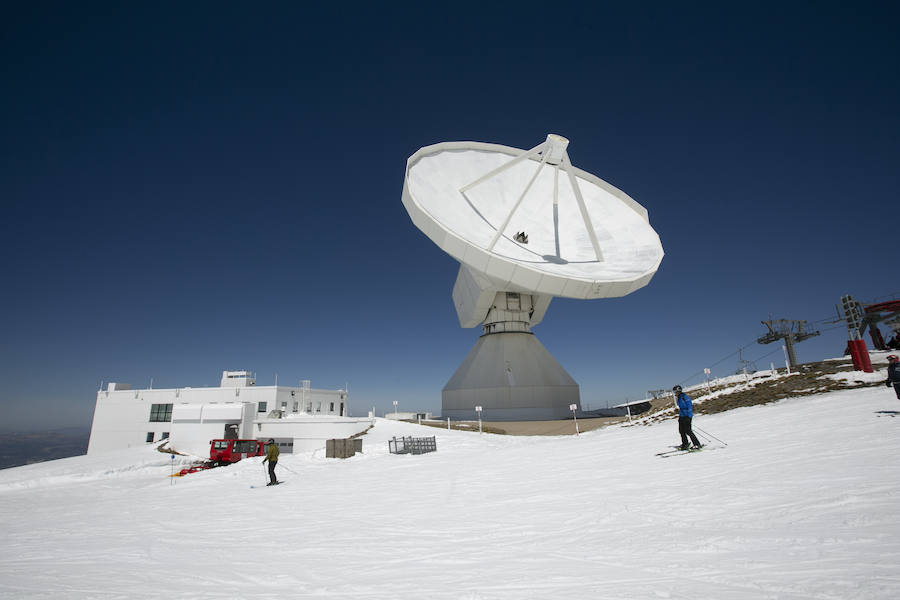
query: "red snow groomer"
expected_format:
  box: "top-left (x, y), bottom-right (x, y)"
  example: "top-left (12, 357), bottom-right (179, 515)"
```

top-left (209, 439), bottom-right (266, 465)
top-left (172, 439), bottom-right (267, 477)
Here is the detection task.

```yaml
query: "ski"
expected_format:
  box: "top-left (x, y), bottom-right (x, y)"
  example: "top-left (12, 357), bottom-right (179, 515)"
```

top-left (656, 450), bottom-right (690, 457)
top-left (250, 482), bottom-right (285, 488)
top-left (658, 449), bottom-right (700, 458)
top-left (656, 445), bottom-right (705, 457)
top-left (656, 446), bottom-right (719, 458)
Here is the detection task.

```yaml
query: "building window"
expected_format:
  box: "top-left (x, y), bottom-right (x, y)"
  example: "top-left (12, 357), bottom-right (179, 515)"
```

top-left (258, 402), bottom-right (267, 413)
top-left (307, 403), bottom-right (312, 412)
top-left (146, 432), bottom-right (155, 443)
top-left (149, 404), bottom-right (173, 422)
top-left (329, 402), bottom-right (334, 412)
top-left (161, 432), bottom-right (169, 440)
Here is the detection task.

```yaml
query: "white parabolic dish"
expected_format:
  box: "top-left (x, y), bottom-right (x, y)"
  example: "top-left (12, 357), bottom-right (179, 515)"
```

top-left (402, 137), bottom-right (664, 300)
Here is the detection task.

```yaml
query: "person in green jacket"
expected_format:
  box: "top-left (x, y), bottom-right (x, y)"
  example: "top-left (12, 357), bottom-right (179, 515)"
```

top-left (263, 439), bottom-right (279, 486)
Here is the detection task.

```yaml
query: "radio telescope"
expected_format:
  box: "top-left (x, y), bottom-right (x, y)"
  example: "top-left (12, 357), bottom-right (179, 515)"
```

top-left (401, 135), bottom-right (664, 420)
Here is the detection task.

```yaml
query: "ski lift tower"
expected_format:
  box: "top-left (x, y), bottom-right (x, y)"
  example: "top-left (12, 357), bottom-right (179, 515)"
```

top-left (757, 319), bottom-right (820, 370)
top-left (736, 347), bottom-right (756, 375)
top-left (839, 295), bottom-right (877, 372)
top-left (839, 294), bottom-right (900, 351)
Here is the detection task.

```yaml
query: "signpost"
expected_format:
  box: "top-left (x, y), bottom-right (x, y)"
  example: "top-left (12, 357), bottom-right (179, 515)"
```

top-left (392, 400), bottom-right (398, 417)
top-left (704, 368), bottom-right (711, 393)
top-left (570, 403), bottom-right (579, 435)
top-left (475, 405), bottom-right (483, 433)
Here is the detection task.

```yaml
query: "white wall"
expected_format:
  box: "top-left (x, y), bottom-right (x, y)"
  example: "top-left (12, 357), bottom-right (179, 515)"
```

top-left (169, 403), bottom-right (248, 457)
top-left (87, 388), bottom-right (176, 454)
top-left (88, 380), bottom-right (356, 456)
top-left (254, 417), bottom-right (373, 452)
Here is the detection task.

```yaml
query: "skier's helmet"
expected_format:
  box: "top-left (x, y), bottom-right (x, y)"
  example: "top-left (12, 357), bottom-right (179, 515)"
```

top-left (268, 438), bottom-right (275, 444)
top-left (888, 355), bottom-right (899, 362)
top-left (672, 385), bottom-right (682, 393)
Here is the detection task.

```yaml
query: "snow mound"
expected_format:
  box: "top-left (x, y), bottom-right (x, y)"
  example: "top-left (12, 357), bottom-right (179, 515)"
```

top-left (1, 388), bottom-right (899, 598)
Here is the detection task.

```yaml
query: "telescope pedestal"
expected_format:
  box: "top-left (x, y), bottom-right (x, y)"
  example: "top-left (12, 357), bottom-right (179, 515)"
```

top-left (441, 331), bottom-right (580, 421)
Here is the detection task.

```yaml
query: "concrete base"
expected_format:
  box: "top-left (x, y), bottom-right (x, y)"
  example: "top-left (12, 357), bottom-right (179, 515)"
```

top-left (442, 332), bottom-right (580, 421)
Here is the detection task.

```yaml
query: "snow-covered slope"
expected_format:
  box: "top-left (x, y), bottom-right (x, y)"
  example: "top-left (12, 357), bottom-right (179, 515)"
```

top-left (1, 387), bottom-right (899, 599)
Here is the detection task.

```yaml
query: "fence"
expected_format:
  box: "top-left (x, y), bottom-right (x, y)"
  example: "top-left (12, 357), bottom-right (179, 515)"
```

top-left (388, 436), bottom-right (437, 455)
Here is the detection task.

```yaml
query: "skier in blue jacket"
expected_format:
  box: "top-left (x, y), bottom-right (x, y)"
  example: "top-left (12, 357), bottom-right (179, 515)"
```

top-left (885, 355), bottom-right (900, 399)
top-left (673, 385), bottom-right (702, 450)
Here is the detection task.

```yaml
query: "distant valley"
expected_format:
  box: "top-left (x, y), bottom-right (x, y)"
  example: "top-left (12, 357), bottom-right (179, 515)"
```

top-left (0, 428), bottom-right (90, 470)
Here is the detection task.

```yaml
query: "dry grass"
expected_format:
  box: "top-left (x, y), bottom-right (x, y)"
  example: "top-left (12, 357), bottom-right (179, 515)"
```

top-left (416, 420), bottom-right (508, 435)
top-left (632, 357), bottom-right (882, 427)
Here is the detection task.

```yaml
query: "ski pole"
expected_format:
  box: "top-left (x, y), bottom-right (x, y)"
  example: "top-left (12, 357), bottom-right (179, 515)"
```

top-left (278, 463), bottom-right (298, 475)
top-left (693, 425), bottom-right (727, 446)
top-left (695, 429), bottom-right (713, 444)
top-left (695, 429), bottom-right (719, 447)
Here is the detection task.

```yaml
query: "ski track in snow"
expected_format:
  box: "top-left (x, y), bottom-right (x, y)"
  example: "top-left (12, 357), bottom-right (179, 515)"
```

top-left (0, 387), bottom-right (899, 599)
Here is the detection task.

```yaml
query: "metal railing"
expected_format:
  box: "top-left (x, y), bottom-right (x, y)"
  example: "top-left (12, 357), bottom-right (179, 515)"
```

top-left (388, 436), bottom-right (437, 455)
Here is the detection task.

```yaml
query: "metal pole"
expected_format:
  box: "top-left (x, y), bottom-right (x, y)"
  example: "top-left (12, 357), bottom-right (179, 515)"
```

top-left (486, 156), bottom-right (548, 251)
top-left (345, 382), bottom-right (350, 417)
top-left (561, 154), bottom-right (604, 262)
top-left (782, 344), bottom-right (791, 374)
top-left (784, 335), bottom-right (798, 370)
top-left (693, 425), bottom-right (727, 446)
top-left (459, 141), bottom-right (546, 193)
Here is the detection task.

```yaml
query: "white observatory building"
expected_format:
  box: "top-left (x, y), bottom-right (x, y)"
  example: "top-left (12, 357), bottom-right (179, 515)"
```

top-left (402, 135), bottom-right (664, 420)
top-left (88, 370), bottom-right (372, 457)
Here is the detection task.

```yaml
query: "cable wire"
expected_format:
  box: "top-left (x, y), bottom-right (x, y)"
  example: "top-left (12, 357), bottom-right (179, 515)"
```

top-left (668, 294), bottom-right (895, 392)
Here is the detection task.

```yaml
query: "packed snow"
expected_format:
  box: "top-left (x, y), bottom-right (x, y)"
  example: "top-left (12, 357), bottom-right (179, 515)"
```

top-left (1, 384), bottom-right (899, 599)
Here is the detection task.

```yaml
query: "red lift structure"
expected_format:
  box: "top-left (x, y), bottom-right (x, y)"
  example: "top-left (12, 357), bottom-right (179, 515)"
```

top-left (839, 295), bottom-right (900, 372)
top-left (859, 299), bottom-right (900, 349)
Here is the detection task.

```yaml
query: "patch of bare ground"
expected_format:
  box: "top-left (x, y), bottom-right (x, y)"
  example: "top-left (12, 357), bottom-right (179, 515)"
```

top-left (402, 358), bottom-right (885, 435)
top-left (415, 417), bottom-right (624, 436)
top-left (633, 357), bottom-right (882, 427)
top-left (414, 420), bottom-right (509, 435)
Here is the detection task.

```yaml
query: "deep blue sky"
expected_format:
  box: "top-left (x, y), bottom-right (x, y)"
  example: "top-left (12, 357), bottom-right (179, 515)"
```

top-left (2, 3), bottom-right (898, 429)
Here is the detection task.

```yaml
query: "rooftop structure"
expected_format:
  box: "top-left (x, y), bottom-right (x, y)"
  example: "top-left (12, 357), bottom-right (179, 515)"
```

top-left (88, 370), bottom-right (369, 456)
